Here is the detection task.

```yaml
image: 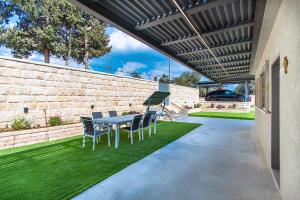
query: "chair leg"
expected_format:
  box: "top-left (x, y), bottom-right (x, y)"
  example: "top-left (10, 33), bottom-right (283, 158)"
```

top-left (108, 128), bottom-right (111, 147)
top-left (138, 128), bottom-right (141, 141)
top-left (149, 126), bottom-right (151, 137)
top-left (82, 135), bottom-right (85, 149)
top-left (141, 126), bottom-right (144, 140)
top-left (154, 122), bottom-right (157, 134)
top-left (92, 135), bottom-right (96, 151)
top-left (130, 130), bottom-right (133, 144)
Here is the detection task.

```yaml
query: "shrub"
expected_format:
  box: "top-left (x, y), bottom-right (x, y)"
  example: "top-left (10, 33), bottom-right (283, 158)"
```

top-left (49, 115), bottom-right (63, 126)
top-left (216, 105), bottom-right (225, 109)
top-left (194, 103), bottom-right (201, 108)
top-left (123, 111), bottom-right (141, 115)
top-left (11, 116), bottom-right (32, 130)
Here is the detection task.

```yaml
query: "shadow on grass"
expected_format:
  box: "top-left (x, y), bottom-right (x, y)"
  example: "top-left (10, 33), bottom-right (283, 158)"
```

top-left (0, 121), bottom-right (200, 200)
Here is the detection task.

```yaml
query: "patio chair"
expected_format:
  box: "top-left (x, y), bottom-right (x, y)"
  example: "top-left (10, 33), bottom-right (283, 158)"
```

top-left (80, 116), bottom-right (111, 151)
top-left (141, 113), bottom-right (152, 139)
top-left (108, 110), bottom-right (117, 117)
top-left (92, 112), bottom-right (103, 119)
top-left (148, 111), bottom-right (157, 134)
top-left (122, 114), bottom-right (143, 144)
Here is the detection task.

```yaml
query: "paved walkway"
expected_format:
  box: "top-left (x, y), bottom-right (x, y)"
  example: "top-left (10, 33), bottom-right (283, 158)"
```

top-left (74, 117), bottom-right (281, 200)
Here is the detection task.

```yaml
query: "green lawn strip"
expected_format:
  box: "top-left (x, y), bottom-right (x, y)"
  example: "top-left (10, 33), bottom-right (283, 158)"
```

top-left (188, 111), bottom-right (255, 120)
top-left (0, 121), bottom-right (200, 200)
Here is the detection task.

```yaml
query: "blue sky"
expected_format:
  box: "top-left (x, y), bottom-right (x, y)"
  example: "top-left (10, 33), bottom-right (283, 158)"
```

top-left (0, 25), bottom-right (197, 81)
top-left (1, 25), bottom-right (239, 89)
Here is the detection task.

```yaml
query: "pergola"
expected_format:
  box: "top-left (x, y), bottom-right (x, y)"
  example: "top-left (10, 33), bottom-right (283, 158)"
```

top-left (72, 0), bottom-right (266, 82)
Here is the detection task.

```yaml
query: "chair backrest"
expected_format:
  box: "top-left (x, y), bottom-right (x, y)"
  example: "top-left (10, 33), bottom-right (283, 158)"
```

top-left (142, 113), bottom-right (152, 128)
top-left (131, 114), bottom-right (143, 131)
top-left (92, 112), bottom-right (103, 119)
top-left (148, 111), bottom-right (157, 122)
top-left (108, 110), bottom-right (117, 117)
top-left (80, 117), bottom-right (94, 135)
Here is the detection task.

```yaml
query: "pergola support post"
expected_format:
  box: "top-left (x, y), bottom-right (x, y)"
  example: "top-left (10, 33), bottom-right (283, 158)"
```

top-left (244, 81), bottom-right (249, 101)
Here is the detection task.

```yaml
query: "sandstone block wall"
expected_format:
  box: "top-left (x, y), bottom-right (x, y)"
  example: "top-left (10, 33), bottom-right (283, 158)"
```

top-left (0, 57), bottom-right (157, 128)
top-left (0, 57), bottom-right (199, 129)
top-left (169, 84), bottom-right (199, 107)
top-left (0, 123), bottom-right (82, 150)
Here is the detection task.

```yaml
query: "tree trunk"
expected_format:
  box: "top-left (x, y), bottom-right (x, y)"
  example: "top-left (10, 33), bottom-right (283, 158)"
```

top-left (44, 49), bottom-right (50, 63)
top-left (84, 30), bottom-right (89, 69)
top-left (65, 28), bottom-right (73, 66)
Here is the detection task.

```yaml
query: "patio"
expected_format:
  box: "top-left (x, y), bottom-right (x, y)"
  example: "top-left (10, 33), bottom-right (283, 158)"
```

top-left (74, 117), bottom-right (281, 200)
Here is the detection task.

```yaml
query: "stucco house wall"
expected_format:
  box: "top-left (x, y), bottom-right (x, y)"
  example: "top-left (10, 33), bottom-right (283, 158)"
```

top-left (253, 0), bottom-right (300, 199)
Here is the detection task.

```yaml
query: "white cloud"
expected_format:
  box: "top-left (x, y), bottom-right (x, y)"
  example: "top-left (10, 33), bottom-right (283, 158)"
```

top-left (115, 61), bottom-right (146, 76)
top-left (147, 61), bottom-right (193, 80)
top-left (109, 29), bottom-right (150, 52)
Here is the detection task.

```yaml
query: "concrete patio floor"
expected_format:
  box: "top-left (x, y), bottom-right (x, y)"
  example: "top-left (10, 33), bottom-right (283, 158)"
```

top-left (74, 117), bottom-right (281, 200)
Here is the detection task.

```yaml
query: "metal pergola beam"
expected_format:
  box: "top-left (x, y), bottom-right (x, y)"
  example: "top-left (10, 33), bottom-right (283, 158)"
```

top-left (191, 58), bottom-right (250, 65)
top-left (208, 70), bottom-right (250, 76)
top-left (197, 63), bottom-right (250, 70)
top-left (201, 65), bottom-right (250, 73)
top-left (135, 0), bottom-right (235, 30)
top-left (178, 40), bottom-right (252, 56)
top-left (188, 51), bottom-right (251, 62)
top-left (205, 68), bottom-right (250, 74)
top-left (161, 21), bottom-right (255, 46)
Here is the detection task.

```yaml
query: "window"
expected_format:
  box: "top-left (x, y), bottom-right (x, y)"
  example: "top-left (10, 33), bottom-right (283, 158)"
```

top-left (225, 90), bottom-right (233, 95)
top-left (256, 60), bottom-right (270, 112)
top-left (217, 90), bottom-right (225, 95)
top-left (260, 72), bottom-right (266, 109)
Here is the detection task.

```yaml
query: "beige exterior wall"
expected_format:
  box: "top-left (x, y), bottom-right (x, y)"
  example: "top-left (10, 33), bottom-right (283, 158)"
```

top-left (253, 0), bottom-right (300, 199)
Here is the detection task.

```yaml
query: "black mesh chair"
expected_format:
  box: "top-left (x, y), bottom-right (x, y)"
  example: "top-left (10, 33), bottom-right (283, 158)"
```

top-left (122, 114), bottom-right (143, 144)
top-left (141, 113), bottom-right (152, 139)
top-left (80, 116), bottom-right (110, 151)
top-left (92, 112), bottom-right (103, 119)
top-left (108, 111), bottom-right (118, 117)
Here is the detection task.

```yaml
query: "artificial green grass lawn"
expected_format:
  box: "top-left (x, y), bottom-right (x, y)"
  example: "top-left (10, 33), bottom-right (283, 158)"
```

top-left (188, 111), bottom-right (255, 120)
top-left (0, 121), bottom-right (200, 200)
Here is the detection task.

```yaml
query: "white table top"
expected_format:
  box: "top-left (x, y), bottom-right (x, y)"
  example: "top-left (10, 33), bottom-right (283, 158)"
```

top-left (93, 114), bottom-right (136, 125)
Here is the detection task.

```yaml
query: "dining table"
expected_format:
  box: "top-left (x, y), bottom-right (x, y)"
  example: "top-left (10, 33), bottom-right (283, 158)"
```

top-left (93, 115), bottom-right (136, 148)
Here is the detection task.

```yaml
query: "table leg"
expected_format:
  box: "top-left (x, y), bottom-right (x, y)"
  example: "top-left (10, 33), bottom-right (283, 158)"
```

top-left (154, 119), bottom-right (157, 134)
top-left (115, 125), bottom-right (118, 148)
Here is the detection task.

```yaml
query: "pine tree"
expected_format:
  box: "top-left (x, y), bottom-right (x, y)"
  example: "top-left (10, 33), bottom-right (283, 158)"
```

top-left (56, 1), bottom-right (82, 66)
top-left (0, 0), bottom-right (111, 67)
top-left (72, 12), bottom-right (111, 69)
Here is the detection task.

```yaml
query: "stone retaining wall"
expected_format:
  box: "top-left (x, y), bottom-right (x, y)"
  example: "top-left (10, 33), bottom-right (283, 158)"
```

top-left (0, 57), bottom-right (199, 129)
top-left (0, 57), bottom-right (158, 128)
top-left (169, 84), bottom-right (199, 107)
top-left (0, 123), bottom-right (82, 150)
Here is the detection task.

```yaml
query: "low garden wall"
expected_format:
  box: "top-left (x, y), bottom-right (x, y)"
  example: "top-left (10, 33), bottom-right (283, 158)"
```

top-left (198, 99), bottom-right (251, 112)
top-left (0, 123), bottom-right (82, 150)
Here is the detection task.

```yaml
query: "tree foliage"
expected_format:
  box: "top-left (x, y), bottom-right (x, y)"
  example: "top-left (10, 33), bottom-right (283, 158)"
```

top-left (234, 81), bottom-right (255, 95)
top-left (159, 74), bottom-right (172, 83)
top-left (0, 0), bottom-right (111, 67)
top-left (130, 71), bottom-right (142, 78)
top-left (173, 71), bottom-right (200, 87)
